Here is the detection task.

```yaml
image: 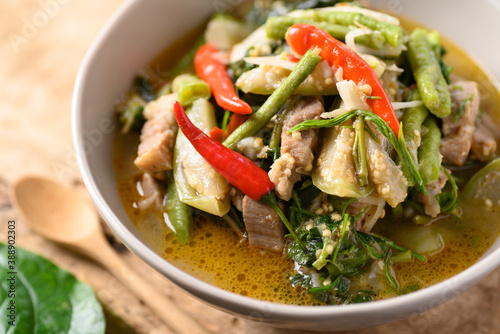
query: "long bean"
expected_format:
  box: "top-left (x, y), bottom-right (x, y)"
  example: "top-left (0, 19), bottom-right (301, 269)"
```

top-left (315, 10), bottom-right (404, 48)
top-left (223, 48), bottom-right (322, 149)
top-left (406, 28), bottom-right (451, 118)
top-left (427, 30), bottom-right (453, 84)
top-left (418, 116), bottom-right (442, 185)
top-left (265, 16), bottom-right (384, 49)
top-left (164, 175), bottom-right (192, 245)
top-left (399, 89), bottom-right (429, 186)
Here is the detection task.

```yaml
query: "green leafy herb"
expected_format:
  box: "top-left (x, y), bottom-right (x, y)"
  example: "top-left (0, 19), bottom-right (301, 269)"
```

top-left (118, 95), bottom-right (146, 134)
top-left (0, 243), bottom-right (105, 334)
top-left (397, 284), bottom-right (420, 295)
top-left (286, 203), bottom-right (425, 304)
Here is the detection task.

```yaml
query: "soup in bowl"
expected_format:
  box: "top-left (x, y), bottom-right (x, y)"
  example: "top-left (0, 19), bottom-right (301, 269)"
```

top-left (73, 0), bottom-right (500, 330)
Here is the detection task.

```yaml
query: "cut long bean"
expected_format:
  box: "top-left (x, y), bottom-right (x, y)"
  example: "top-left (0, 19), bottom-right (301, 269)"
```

top-left (399, 89), bottom-right (429, 186)
top-left (164, 175), bottom-right (193, 245)
top-left (315, 10), bottom-right (404, 48)
top-left (223, 48), bottom-right (322, 149)
top-left (418, 116), bottom-right (442, 185)
top-left (265, 16), bottom-right (385, 49)
top-left (406, 28), bottom-right (451, 118)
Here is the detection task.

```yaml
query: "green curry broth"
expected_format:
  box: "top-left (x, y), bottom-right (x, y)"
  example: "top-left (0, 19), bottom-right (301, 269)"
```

top-left (113, 16), bottom-right (500, 305)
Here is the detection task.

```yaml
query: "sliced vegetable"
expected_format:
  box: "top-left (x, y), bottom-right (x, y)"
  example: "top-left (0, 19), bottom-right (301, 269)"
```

top-left (172, 74), bottom-right (211, 106)
top-left (173, 99), bottom-right (231, 216)
top-left (204, 14), bottom-right (249, 51)
top-left (365, 131), bottom-right (408, 208)
top-left (312, 122), bottom-right (374, 198)
top-left (404, 227), bottom-right (444, 255)
top-left (285, 24), bottom-right (400, 136)
top-left (461, 158), bottom-right (500, 202)
top-left (236, 60), bottom-right (338, 95)
top-left (289, 109), bottom-right (427, 195)
top-left (224, 48), bottom-right (322, 149)
top-left (406, 28), bottom-right (451, 118)
top-left (194, 43), bottom-right (252, 114)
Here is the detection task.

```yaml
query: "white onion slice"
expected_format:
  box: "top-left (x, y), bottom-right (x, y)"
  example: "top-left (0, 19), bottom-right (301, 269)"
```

top-left (392, 101), bottom-right (424, 110)
top-left (345, 28), bottom-right (372, 54)
top-left (243, 56), bottom-right (297, 71)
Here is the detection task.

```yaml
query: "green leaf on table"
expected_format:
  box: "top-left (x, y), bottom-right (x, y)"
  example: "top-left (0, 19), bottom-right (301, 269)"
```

top-left (0, 243), bottom-right (105, 334)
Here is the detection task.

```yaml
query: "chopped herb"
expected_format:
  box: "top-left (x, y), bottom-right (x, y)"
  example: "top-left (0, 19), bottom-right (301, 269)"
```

top-left (397, 284), bottom-right (420, 295)
top-left (287, 200), bottom-right (424, 305)
top-left (454, 95), bottom-right (474, 121)
top-left (384, 249), bottom-right (399, 290)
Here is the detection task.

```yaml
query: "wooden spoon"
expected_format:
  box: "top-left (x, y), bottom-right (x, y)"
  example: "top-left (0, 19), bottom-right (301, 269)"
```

top-left (10, 176), bottom-right (208, 334)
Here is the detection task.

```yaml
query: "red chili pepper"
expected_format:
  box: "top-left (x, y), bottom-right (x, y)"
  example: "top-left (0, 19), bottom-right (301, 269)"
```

top-left (223, 113), bottom-right (249, 141)
top-left (209, 127), bottom-right (224, 142)
top-left (285, 24), bottom-right (400, 136)
top-left (173, 101), bottom-right (274, 201)
top-left (194, 44), bottom-right (252, 115)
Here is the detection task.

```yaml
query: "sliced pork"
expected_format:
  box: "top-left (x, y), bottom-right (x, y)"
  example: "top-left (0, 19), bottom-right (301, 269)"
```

top-left (269, 96), bottom-right (324, 201)
top-left (471, 113), bottom-right (498, 161)
top-left (440, 81), bottom-right (480, 166)
top-left (242, 196), bottom-right (285, 252)
top-left (134, 94), bottom-right (178, 173)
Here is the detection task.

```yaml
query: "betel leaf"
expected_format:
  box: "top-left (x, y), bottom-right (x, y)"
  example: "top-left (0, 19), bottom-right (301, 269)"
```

top-left (0, 243), bottom-right (105, 334)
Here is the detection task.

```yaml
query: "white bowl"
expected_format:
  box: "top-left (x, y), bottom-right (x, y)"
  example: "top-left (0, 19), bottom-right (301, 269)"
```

top-left (73, 0), bottom-right (500, 331)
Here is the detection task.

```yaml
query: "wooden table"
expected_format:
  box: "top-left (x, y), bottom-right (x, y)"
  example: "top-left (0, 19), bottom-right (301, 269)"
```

top-left (1, 1), bottom-right (499, 333)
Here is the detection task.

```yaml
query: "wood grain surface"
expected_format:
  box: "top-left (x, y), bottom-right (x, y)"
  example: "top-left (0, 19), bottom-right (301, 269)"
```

top-left (1, 1), bottom-right (499, 333)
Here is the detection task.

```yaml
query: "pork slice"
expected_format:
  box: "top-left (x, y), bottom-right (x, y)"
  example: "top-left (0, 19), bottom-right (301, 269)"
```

top-left (242, 196), bottom-right (285, 252)
top-left (440, 81), bottom-right (480, 166)
top-left (269, 96), bottom-right (324, 201)
top-left (417, 170), bottom-right (447, 218)
top-left (134, 94), bottom-right (178, 173)
top-left (471, 114), bottom-right (498, 161)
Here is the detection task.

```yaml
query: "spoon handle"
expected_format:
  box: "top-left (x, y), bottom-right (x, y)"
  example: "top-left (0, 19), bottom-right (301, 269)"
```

top-left (91, 242), bottom-right (209, 334)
